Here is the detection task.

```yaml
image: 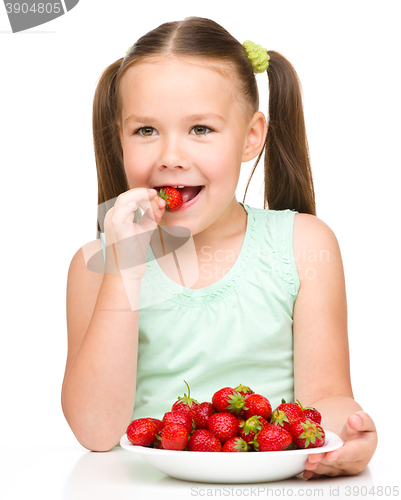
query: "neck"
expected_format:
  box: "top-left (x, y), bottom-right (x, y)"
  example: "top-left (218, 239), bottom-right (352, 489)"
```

top-left (192, 200), bottom-right (247, 251)
top-left (151, 200), bottom-right (247, 259)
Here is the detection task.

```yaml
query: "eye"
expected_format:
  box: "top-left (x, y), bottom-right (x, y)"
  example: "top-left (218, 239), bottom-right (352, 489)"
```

top-left (191, 125), bottom-right (212, 136)
top-left (136, 126), bottom-right (157, 136)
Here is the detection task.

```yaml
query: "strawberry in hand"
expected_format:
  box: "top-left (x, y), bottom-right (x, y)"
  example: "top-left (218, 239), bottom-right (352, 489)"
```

top-left (157, 187), bottom-right (183, 211)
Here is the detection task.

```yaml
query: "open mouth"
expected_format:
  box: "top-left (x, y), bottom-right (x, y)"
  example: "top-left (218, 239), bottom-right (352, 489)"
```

top-left (154, 186), bottom-right (204, 204)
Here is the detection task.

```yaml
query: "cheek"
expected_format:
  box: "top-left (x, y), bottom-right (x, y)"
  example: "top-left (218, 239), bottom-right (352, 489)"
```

top-left (206, 138), bottom-right (243, 176)
top-left (122, 143), bottom-right (154, 184)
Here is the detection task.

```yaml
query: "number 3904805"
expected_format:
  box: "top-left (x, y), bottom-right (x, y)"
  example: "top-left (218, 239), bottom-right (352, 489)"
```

top-left (5, 3), bottom-right (62, 14)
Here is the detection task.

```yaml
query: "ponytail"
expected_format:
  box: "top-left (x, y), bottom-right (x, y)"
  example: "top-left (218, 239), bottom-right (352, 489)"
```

top-left (244, 51), bottom-right (316, 216)
top-left (92, 58), bottom-right (129, 235)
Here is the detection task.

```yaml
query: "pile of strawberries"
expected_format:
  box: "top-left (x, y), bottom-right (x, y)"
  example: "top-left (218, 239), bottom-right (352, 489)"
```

top-left (126, 382), bottom-right (325, 453)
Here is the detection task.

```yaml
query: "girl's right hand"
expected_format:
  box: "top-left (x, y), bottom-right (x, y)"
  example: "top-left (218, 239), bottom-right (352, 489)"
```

top-left (103, 188), bottom-right (166, 279)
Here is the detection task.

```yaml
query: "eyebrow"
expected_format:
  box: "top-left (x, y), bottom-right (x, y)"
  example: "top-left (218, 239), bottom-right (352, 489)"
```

top-left (124, 113), bottom-right (226, 126)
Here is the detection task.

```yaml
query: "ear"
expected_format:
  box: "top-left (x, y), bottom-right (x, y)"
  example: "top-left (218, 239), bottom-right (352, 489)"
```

top-left (242, 111), bottom-right (267, 162)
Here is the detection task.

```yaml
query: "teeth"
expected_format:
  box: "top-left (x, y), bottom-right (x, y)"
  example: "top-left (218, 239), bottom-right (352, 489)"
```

top-left (176, 186), bottom-right (185, 188)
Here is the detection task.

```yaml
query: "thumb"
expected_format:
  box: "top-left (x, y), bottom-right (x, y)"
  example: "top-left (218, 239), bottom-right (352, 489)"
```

top-left (343, 411), bottom-right (375, 440)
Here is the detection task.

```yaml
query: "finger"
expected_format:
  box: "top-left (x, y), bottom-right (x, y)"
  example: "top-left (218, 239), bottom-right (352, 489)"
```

top-left (138, 190), bottom-right (168, 226)
top-left (138, 198), bottom-right (163, 232)
top-left (341, 411), bottom-right (377, 443)
top-left (307, 452), bottom-right (325, 464)
top-left (303, 462), bottom-right (343, 478)
top-left (349, 411), bottom-right (376, 433)
top-left (109, 188), bottom-right (154, 228)
top-left (327, 434), bottom-right (375, 467)
top-left (325, 441), bottom-right (356, 464)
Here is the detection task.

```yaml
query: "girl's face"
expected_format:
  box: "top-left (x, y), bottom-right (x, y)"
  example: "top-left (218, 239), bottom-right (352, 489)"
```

top-left (118, 57), bottom-right (265, 237)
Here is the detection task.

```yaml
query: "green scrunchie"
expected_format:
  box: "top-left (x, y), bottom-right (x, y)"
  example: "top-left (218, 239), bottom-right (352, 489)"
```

top-left (242, 40), bottom-right (270, 73)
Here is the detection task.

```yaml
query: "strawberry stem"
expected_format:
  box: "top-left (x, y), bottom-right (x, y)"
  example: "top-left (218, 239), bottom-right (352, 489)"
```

top-left (184, 380), bottom-right (190, 399)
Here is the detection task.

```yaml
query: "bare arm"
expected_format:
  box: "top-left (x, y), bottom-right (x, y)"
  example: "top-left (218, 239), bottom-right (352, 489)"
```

top-left (292, 214), bottom-right (377, 477)
top-left (61, 188), bottom-right (165, 452)
top-left (61, 243), bottom-right (141, 452)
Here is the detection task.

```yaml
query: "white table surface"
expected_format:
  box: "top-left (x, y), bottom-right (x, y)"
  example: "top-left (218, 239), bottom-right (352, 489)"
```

top-left (0, 440), bottom-right (397, 500)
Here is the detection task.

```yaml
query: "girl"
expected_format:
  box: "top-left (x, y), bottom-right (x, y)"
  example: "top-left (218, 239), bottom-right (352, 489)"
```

top-left (61, 17), bottom-right (377, 478)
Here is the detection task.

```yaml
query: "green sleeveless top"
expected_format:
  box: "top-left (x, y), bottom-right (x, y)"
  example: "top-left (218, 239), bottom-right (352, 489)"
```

top-left (100, 203), bottom-right (300, 420)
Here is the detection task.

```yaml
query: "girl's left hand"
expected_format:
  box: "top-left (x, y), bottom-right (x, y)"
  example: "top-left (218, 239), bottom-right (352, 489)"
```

top-left (303, 411), bottom-right (378, 479)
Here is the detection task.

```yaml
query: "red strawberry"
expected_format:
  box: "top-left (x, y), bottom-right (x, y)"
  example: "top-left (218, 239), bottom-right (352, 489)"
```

top-left (233, 384), bottom-right (254, 398)
top-left (222, 436), bottom-right (249, 452)
top-left (159, 423), bottom-right (189, 451)
top-left (212, 387), bottom-right (247, 415)
top-left (157, 187), bottom-right (183, 211)
top-left (239, 415), bottom-right (269, 444)
top-left (171, 380), bottom-right (200, 423)
top-left (194, 402), bottom-right (215, 429)
top-left (270, 399), bottom-right (303, 433)
top-left (153, 437), bottom-right (164, 449)
top-left (296, 400), bottom-right (322, 424)
top-left (290, 417), bottom-right (325, 449)
top-left (149, 418), bottom-right (164, 433)
top-left (303, 408), bottom-right (322, 425)
top-left (126, 418), bottom-right (159, 447)
top-left (243, 394), bottom-right (272, 420)
top-left (207, 412), bottom-right (240, 444)
top-left (162, 411), bottom-right (194, 434)
top-left (187, 429), bottom-right (222, 452)
top-left (252, 423), bottom-right (293, 451)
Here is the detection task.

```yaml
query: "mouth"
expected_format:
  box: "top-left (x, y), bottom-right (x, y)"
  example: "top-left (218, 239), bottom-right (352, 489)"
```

top-left (154, 185), bottom-right (205, 212)
top-left (154, 185), bottom-right (204, 204)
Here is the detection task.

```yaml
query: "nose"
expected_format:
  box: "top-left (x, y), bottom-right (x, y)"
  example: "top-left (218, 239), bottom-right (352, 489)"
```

top-left (158, 135), bottom-right (189, 170)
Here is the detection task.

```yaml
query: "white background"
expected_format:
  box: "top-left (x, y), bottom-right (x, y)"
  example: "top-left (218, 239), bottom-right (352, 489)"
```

top-left (0, 0), bottom-right (399, 473)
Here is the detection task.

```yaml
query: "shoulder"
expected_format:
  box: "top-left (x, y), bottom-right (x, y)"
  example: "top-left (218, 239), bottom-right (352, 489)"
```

top-left (293, 213), bottom-right (343, 283)
top-left (67, 239), bottom-right (104, 296)
top-left (293, 212), bottom-right (338, 245)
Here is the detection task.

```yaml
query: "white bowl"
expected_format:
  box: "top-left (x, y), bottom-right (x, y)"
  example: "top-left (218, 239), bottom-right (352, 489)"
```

top-left (120, 430), bottom-right (343, 483)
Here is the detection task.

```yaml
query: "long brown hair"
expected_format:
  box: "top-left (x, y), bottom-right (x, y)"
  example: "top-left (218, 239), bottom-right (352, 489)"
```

top-left (92, 17), bottom-right (316, 235)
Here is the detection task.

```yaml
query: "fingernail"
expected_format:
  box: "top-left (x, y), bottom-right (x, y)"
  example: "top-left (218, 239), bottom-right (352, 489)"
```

top-left (352, 414), bottom-right (362, 429)
top-left (148, 188), bottom-right (157, 194)
top-left (327, 453), bottom-right (338, 462)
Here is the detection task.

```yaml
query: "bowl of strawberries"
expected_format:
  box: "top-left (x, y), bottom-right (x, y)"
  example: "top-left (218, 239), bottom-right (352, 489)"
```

top-left (120, 382), bottom-right (343, 483)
